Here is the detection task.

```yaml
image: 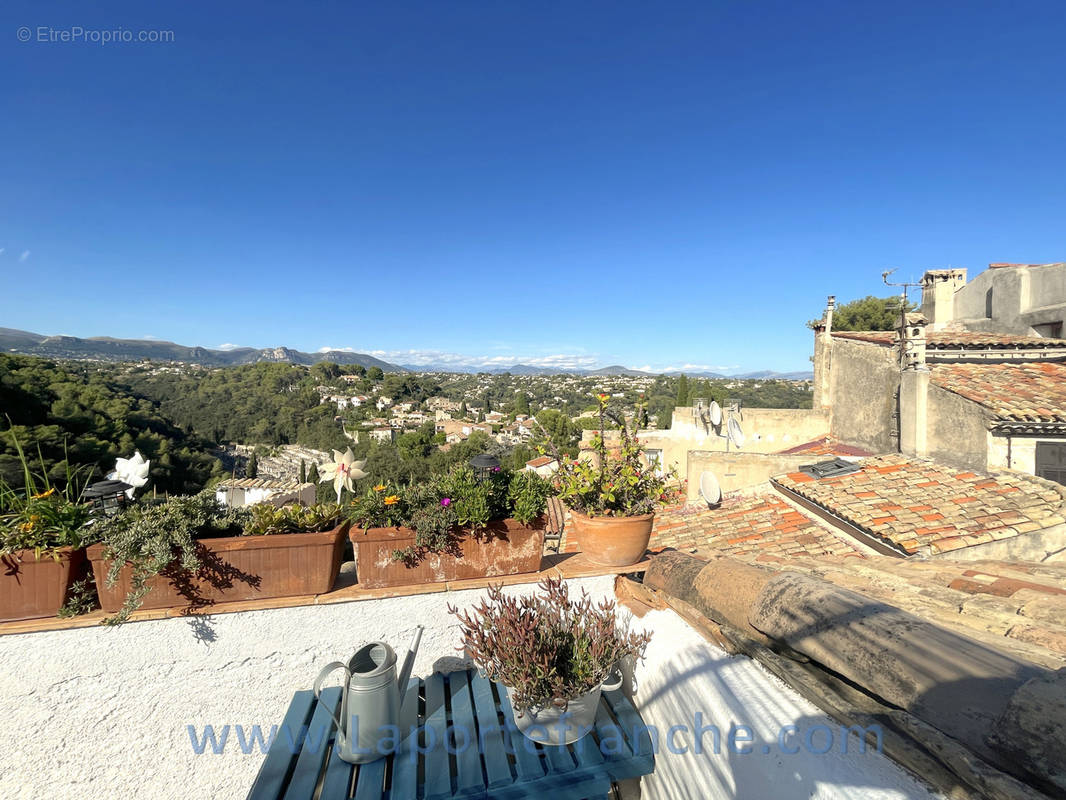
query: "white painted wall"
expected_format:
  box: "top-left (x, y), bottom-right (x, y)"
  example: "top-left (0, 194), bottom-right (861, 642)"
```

top-left (0, 578), bottom-right (938, 800)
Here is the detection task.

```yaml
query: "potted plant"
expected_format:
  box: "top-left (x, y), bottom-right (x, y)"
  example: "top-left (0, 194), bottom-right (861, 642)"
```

top-left (0, 435), bottom-right (95, 622)
top-left (450, 576), bottom-right (651, 744)
top-left (347, 463), bottom-right (551, 589)
top-left (550, 394), bottom-right (679, 566)
top-left (87, 494), bottom-right (348, 624)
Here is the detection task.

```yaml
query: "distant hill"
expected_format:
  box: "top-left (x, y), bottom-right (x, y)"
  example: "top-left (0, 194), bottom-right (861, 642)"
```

top-left (0, 328), bottom-right (403, 371)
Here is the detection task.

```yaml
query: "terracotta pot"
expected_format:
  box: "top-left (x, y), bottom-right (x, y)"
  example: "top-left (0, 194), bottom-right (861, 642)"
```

top-left (0, 547), bottom-right (87, 622)
top-left (87, 524), bottom-right (348, 614)
top-left (350, 517), bottom-right (545, 589)
top-left (568, 511), bottom-right (654, 567)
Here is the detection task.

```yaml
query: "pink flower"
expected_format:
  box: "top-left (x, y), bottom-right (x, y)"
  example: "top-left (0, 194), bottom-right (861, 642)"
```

top-left (441, 497), bottom-right (452, 507)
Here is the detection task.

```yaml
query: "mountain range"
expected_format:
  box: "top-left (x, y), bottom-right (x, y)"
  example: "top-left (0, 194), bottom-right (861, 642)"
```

top-left (0, 328), bottom-right (812, 379)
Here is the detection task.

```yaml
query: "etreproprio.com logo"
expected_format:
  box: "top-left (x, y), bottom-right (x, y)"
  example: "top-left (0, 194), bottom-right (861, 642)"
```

top-left (187, 713), bottom-right (884, 758)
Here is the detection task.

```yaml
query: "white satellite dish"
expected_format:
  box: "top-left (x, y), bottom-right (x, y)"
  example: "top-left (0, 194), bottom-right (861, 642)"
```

top-left (728, 417), bottom-right (745, 449)
top-left (699, 471), bottom-right (722, 507)
top-left (708, 401), bottom-right (722, 426)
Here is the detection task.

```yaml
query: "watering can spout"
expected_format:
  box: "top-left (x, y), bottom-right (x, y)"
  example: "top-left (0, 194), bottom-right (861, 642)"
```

top-left (397, 625), bottom-right (423, 705)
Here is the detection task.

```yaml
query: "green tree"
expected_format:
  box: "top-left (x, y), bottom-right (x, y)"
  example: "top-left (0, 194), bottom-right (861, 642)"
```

top-left (459, 401), bottom-right (468, 418)
top-left (307, 462), bottom-right (320, 484)
top-left (675, 374), bottom-right (690, 407)
top-left (299, 459), bottom-right (306, 483)
top-left (246, 452), bottom-right (258, 478)
top-left (514, 391), bottom-right (530, 416)
top-left (367, 366), bottom-right (384, 381)
top-left (808, 295), bottom-right (915, 331)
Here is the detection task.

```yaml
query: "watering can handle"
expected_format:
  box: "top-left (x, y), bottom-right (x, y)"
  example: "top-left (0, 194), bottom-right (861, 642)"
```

top-left (313, 661), bottom-right (350, 734)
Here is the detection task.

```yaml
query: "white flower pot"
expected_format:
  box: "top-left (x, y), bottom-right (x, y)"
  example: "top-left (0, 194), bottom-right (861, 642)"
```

top-left (505, 669), bottom-right (623, 745)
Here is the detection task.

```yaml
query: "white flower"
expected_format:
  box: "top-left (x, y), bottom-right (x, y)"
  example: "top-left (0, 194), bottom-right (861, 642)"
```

top-left (319, 448), bottom-right (367, 502)
top-left (108, 451), bottom-right (151, 498)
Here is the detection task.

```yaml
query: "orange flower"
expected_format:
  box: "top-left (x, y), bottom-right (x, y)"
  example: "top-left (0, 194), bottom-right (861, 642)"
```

top-left (383, 495), bottom-right (400, 505)
top-left (31, 488), bottom-right (55, 499)
top-left (373, 484), bottom-right (386, 492)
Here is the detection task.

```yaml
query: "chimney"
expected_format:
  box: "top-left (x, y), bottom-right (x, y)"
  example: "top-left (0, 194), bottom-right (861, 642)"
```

top-left (899, 312), bottom-right (929, 458)
top-left (813, 296), bottom-right (835, 412)
top-left (920, 269), bottom-right (967, 330)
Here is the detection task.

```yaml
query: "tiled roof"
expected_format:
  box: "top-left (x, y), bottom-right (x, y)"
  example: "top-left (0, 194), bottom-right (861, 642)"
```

top-left (931, 362), bottom-right (1066, 423)
top-left (832, 330), bottom-right (1066, 349)
top-left (754, 554), bottom-right (1066, 668)
top-left (773, 454), bottom-right (1066, 556)
top-left (525, 456), bottom-right (555, 468)
top-left (647, 495), bottom-right (863, 561)
top-left (775, 435), bottom-right (874, 458)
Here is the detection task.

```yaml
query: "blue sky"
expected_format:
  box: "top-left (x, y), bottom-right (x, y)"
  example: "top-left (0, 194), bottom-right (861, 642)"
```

top-left (2, 1), bottom-right (1065, 373)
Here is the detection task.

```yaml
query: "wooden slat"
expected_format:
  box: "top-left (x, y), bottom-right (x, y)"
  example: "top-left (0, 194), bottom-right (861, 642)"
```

top-left (389, 677), bottom-right (422, 800)
top-left (318, 746), bottom-right (355, 800)
top-left (592, 701), bottom-right (633, 767)
top-left (247, 690), bottom-right (317, 800)
top-left (605, 691), bottom-right (652, 772)
top-left (283, 687), bottom-right (343, 800)
top-left (541, 739), bottom-right (575, 776)
top-left (447, 670), bottom-right (485, 796)
top-left (353, 757), bottom-right (386, 800)
top-left (495, 683), bottom-right (546, 784)
top-left (423, 673), bottom-right (452, 800)
top-left (469, 673), bottom-right (512, 789)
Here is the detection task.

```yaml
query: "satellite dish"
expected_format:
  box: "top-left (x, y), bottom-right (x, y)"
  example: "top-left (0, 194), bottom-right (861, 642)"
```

top-left (728, 417), bottom-right (745, 449)
top-left (708, 401), bottom-right (722, 426)
top-left (699, 471), bottom-right (722, 507)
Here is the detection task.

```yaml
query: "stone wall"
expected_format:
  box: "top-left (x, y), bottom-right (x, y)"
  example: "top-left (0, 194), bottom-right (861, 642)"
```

top-left (685, 451), bottom-right (813, 499)
top-left (825, 338), bottom-right (900, 454)
top-left (924, 383), bottom-right (993, 472)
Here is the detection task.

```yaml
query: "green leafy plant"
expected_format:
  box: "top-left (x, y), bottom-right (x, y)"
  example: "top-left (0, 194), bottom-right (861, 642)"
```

top-left (0, 430), bottom-right (96, 560)
top-left (94, 492), bottom-right (251, 625)
top-left (547, 394), bottom-right (680, 517)
top-left (449, 576), bottom-right (651, 714)
top-left (242, 502), bottom-right (343, 536)
top-left (347, 463), bottom-right (551, 564)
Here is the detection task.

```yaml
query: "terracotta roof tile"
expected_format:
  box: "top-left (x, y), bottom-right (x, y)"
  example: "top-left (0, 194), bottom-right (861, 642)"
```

top-left (773, 454), bottom-right (1066, 556)
top-left (647, 495), bottom-right (863, 561)
top-left (931, 362), bottom-right (1066, 423)
top-left (774, 435), bottom-right (874, 457)
top-left (832, 330), bottom-right (1066, 349)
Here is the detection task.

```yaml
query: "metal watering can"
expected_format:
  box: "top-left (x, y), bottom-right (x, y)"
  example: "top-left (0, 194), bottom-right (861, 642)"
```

top-left (313, 626), bottom-right (424, 764)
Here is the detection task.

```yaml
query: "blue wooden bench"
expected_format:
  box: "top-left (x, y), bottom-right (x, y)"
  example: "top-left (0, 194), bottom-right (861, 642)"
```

top-left (246, 669), bottom-right (655, 799)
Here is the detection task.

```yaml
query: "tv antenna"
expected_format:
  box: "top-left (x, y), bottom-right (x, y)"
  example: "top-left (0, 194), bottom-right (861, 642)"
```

top-left (881, 269), bottom-right (922, 325)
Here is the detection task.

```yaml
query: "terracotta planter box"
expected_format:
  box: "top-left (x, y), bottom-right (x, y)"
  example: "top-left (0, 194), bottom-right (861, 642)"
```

top-left (87, 525), bottom-right (348, 614)
top-left (351, 517), bottom-right (545, 589)
top-left (568, 511), bottom-right (654, 567)
top-left (0, 547), bottom-right (86, 622)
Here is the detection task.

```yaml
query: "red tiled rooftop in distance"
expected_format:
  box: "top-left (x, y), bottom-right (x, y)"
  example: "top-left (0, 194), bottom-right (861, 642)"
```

top-left (831, 330), bottom-right (1066, 349)
top-left (646, 495), bottom-right (863, 562)
top-left (775, 435), bottom-right (874, 458)
top-left (773, 454), bottom-right (1066, 556)
top-left (931, 362), bottom-right (1066, 422)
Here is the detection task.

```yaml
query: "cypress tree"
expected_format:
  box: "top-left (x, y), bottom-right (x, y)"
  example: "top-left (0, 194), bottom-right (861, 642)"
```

top-left (307, 462), bottom-right (320, 484)
top-left (247, 452), bottom-right (258, 479)
top-left (299, 459), bottom-right (307, 483)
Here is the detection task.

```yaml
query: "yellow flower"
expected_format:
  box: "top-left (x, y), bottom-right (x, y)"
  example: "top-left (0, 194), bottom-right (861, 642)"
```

top-left (31, 488), bottom-right (55, 499)
top-left (373, 484), bottom-right (386, 492)
top-left (383, 495), bottom-right (400, 506)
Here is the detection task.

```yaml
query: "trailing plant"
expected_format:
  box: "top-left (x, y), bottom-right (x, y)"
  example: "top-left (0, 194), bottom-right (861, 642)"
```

top-left (58, 574), bottom-right (99, 618)
top-left (242, 502), bottom-right (343, 536)
top-left (347, 463), bottom-right (551, 564)
top-left (449, 576), bottom-right (651, 714)
top-left (95, 491), bottom-right (251, 625)
top-left (0, 430), bottom-right (96, 559)
top-left (546, 394), bottom-right (680, 517)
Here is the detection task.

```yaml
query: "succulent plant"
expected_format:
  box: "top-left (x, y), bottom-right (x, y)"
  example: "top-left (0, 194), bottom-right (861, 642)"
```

top-left (449, 577), bottom-right (651, 714)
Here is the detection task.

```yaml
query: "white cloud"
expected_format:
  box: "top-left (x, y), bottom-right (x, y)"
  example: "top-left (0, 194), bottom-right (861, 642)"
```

top-left (216, 343), bottom-right (241, 351)
top-left (19, 250), bottom-right (30, 262)
top-left (0, 248), bottom-right (5, 256)
top-left (142, 335), bottom-right (160, 341)
top-left (318, 346), bottom-right (357, 353)
top-left (359, 349), bottom-right (600, 371)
